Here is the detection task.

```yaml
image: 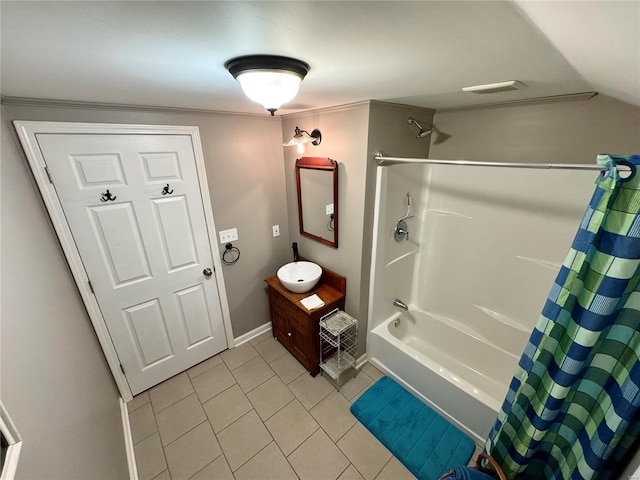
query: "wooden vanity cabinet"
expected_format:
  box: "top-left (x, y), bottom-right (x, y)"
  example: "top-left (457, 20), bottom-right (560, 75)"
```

top-left (265, 267), bottom-right (346, 376)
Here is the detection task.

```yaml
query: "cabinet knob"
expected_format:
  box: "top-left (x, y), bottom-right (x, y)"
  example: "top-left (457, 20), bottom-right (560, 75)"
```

top-left (287, 332), bottom-right (292, 337)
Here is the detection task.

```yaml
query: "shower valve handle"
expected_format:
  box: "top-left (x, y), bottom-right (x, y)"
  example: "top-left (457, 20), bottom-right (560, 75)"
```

top-left (394, 219), bottom-right (409, 242)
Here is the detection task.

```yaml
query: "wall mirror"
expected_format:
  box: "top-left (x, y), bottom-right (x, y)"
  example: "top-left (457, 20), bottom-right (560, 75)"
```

top-left (296, 157), bottom-right (338, 248)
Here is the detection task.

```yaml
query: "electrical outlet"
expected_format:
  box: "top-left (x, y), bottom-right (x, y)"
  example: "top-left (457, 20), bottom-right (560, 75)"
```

top-left (326, 203), bottom-right (334, 216)
top-left (272, 225), bottom-right (280, 237)
top-left (219, 228), bottom-right (238, 243)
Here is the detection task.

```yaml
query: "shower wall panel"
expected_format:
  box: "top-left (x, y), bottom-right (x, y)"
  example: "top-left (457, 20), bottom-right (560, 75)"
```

top-left (413, 166), bottom-right (597, 353)
top-left (369, 163), bottom-right (429, 329)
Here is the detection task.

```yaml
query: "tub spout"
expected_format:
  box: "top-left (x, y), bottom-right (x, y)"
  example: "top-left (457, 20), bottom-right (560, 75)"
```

top-left (393, 299), bottom-right (408, 310)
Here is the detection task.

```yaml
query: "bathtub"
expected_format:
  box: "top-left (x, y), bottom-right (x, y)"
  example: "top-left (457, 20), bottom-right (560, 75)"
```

top-left (367, 308), bottom-right (519, 442)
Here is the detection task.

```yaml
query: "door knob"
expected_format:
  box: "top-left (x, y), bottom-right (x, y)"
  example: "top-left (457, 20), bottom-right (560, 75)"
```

top-left (203, 268), bottom-right (213, 278)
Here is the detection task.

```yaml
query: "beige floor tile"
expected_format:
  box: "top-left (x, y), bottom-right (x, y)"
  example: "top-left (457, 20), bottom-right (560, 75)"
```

top-left (375, 456), bottom-right (417, 480)
top-left (337, 423), bottom-right (391, 480)
top-left (155, 394), bottom-right (206, 446)
top-left (164, 421), bottom-right (222, 480)
top-left (217, 410), bottom-right (273, 471)
top-left (350, 387), bottom-right (370, 404)
top-left (469, 443), bottom-right (483, 466)
top-left (151, 470), bottom-right (170, 480)
top-left (234, 442), bottom-right (298, 480)
top-left (202, 384), bottom-right (253, 433)
top-left (188, 354), bottom-right (223, 379)
top-left (220, 342), bottom-right (259, 370)
top-left (310, 391), bottom-right (357, 442)
top-left (339, 465), bottom-right (365, 480)
top-left (247, 375), bottom-right (294, 420)
top-left (376, 457), bottom-right (416, 480)
top-left (249, 330), bottom-right (273, 346)
top-left (189, 455), bottom-right (234, 480)
top-left (254, 337), bottom-right (288, 363)
top-left (361, 363), bottom-right (385, 382)
top-left (149, 372), bottom-right (194, 413)
top-left (270, 352), bottom-right (306, 384)
top-left (191, 363), bottom-right (236, 403)
top-left (129, 402), bottom-right (157, 445)
top-left (288, 371), bottom-right (335, 410)
top-left (265, 400), bottom-right (319, 456)
top-left (232, 356), bottom-right (275, 393)
top-left (339, 372), bottom-right (373, 402)
top-left (133, 433), bottom-right (166, 480)
top-left (128, 391), bottom-right (150, 413)
top-left (288, 429), bottom-right (350, 480)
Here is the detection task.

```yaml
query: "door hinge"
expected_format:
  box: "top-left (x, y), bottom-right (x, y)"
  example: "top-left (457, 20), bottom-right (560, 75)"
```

top-left (44, 166), bottom-right (53, 184)
top-left (88, 280), bottom-right (95, 294)
top-left (120, 364), bottom-right (125, 375)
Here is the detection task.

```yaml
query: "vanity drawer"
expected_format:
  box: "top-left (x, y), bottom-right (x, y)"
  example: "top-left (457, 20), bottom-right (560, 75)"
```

top-left (271, 290), bottom-right (302, 319)
top-left (289, 310), bottom-right (310, 335)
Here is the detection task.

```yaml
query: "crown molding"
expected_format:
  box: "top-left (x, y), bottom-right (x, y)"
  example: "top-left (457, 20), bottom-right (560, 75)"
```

top-left (436, 92), bottom-right (598, 112)
top-left (368, 100), bottom-right (436, 114)
top-left (280, 100), bottom-right (372, 119)
top-left (0, 96), bottom-right (279, 120)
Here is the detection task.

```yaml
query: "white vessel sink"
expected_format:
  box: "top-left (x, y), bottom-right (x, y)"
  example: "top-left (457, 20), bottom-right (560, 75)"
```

top-left (277, 261), bottom-right (322, 294)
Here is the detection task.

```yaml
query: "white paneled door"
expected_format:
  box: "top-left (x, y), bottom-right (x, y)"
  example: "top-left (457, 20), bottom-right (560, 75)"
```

top-left (34, 132), bottom-right (228, 395)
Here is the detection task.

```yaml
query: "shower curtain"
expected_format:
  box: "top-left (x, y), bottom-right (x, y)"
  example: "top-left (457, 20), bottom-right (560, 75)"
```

top-left (485, 154), bottom-right (640, 480)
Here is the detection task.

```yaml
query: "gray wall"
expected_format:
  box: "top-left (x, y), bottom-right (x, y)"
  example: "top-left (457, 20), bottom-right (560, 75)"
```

top-left (282, 102), bottom-right (371, 340)
top-left (363, 101), bottom-right (435, 341)
top-left (429, 94), bottom-right (640, 163)
top-left (282, 101), bottom-right (434, 356)
top-left (1, 107), bottom-right (129, 479)
top-left (2, 100), bottom-right (291, 339)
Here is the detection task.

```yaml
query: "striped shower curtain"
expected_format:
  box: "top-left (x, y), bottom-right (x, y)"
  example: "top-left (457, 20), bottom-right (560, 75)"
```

top-left (485, 154), bottom-right (640, 479)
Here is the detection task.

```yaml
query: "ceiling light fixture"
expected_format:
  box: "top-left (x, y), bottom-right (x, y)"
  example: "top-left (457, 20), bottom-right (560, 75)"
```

top-left (283, 126), bottom-right (322, 154)
top-left (225, 55), bottom-right (310, 116)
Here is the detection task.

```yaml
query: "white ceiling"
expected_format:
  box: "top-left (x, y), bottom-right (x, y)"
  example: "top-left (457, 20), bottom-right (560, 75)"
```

top-left (1, 1), bottom-right (639, 115)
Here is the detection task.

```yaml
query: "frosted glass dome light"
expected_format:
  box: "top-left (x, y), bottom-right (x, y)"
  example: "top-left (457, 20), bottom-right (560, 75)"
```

top-left (225, 55), bottom-right (310, 116)
top-left (236, 70), bottom-right (302, 114)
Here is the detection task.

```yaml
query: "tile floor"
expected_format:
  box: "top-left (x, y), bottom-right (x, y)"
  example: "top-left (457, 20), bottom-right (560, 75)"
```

top-left (127, 331), bottom-right (460, 480)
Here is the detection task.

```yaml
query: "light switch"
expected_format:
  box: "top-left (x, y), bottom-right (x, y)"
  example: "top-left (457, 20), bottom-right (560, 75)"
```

top-left (272, 225), bottom-right (280, 237)
top-left (219, 228), bottom-right (238, 243)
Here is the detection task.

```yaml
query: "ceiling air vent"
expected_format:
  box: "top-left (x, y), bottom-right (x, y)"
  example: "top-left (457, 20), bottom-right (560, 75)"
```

top-left (462, 80), bottom-right (526, 94)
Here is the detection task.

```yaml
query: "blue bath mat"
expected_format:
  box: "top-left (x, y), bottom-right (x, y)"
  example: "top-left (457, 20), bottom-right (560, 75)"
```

top-left (350, 376), bottom-right (475, 480)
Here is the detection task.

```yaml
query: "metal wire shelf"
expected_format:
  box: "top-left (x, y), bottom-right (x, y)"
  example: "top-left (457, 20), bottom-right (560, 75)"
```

top-left (319, 309), bottom-right (358, 390)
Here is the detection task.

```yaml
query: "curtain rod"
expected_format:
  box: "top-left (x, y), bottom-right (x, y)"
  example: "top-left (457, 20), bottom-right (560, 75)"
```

top-left (375, 155), bottom-right (609, 171)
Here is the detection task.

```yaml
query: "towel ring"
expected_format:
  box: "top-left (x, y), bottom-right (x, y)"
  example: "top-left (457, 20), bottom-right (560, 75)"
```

top-left (222, 243), bottom-right (240, 265)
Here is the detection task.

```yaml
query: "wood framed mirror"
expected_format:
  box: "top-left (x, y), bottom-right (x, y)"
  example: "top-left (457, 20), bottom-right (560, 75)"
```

top-left (295, 157), bottom-right (338, 248)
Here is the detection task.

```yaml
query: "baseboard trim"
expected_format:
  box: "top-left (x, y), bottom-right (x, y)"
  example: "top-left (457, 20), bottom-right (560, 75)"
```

top-left (120, 398), bottom-right (139, 480)
top-left (356, 353), bottom-right (368, 370)
top-left (233, 322), bottom-right (272, 347)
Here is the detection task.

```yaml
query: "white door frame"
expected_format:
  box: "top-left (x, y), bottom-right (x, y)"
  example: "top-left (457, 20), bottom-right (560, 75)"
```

top-left (14, 121), bottom-right (234, 401)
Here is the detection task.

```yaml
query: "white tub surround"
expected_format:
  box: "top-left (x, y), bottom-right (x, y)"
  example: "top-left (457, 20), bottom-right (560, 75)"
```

top-left (369, 309), bottom-right (517, 441)
top-left (367, 160), bottom-right (597, 442)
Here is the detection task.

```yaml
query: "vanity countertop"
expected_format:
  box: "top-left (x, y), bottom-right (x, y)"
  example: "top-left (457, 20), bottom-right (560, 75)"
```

top-left (265, 273), bottom-right (345, 311)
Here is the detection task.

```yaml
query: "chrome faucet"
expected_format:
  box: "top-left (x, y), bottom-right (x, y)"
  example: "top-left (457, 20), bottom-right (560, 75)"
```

top-left (393, 299), bottom-right (408, 310)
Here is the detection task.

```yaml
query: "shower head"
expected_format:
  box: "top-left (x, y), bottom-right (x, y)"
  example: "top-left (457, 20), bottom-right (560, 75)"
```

top-left (407, 117), bottom-right (433, 139)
